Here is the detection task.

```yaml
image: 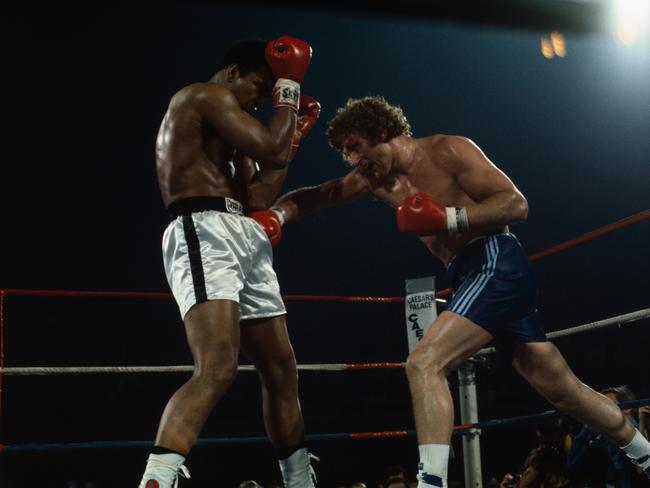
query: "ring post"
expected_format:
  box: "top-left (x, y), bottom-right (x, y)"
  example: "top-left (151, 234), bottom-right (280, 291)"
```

top-left (458, 360), bottom-right (482, 488)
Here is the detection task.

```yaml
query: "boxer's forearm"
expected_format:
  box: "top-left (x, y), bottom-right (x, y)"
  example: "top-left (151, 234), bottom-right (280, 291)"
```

top-left (247, 167), bottom-right (289, 211)
top-left (466, 190), bottom-right (528, 232)
top-left (274, 174), bottom-right (370, 222)
top-left (273, 185), bottom-right (328, 222)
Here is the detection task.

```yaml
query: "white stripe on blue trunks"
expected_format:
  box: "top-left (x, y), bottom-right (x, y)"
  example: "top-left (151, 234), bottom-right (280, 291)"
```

top-left (453, 236), bottom-right (499, 314)
top-left (450, 236), bottom-right (500, 316)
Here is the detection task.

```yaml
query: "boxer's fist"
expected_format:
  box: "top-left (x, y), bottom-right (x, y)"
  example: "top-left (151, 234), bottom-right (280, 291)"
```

top-left (250, 210), bottom-right (283, 246)
top-left (397, 193), bottom-right (447, 235)
top-left (288, 95), bottom-right (321, 161)
top-left (296, 95), bottom-right (321, 136)
top-left (396, 193), bottom-right (469, 235)
top-left (265, 36), bottom-right (312, 83)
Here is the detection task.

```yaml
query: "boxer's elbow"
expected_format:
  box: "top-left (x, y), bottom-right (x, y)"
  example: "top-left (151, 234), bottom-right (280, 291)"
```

top-left (248, 141), bottom-right (288, 169)
top-left (260, 142), bottom-right (291, 169)
top-left (247, 190), bottom-right (277, 211)
top-left (510, 192), bottom-right (529, 223)
top-left (257, 154), bottom-right (288, 169)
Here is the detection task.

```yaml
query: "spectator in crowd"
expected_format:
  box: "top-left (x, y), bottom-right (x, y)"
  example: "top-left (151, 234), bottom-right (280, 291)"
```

top-left (639, 405), bottom-right (649, 441)
top-left (568, 385), bottom-right (646, 488)
top-left (65, 481), bottom-right (97, 488)
top-left (238, 480), bottom-right (263, 488)
top-left (500, 416), bottom-right (573, 488)
top-left (384, 476), bottom-right (409, 488)
top-left (376, 465), bottom-right (412, 488)
top-left (384, 465), bottom-right (409, 480)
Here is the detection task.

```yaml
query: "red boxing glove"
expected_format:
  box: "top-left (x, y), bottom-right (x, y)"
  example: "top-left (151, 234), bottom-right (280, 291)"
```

top-left (265, 36), bottom-right (312, 82)
top-left (250, 209), bottom-right (285, 246)
top-left (288, 95), bottom-right (321, 161)
top-left (396, 192), bottom-right (469, 235)
top-left (266, 36), bottom-right (312, 112)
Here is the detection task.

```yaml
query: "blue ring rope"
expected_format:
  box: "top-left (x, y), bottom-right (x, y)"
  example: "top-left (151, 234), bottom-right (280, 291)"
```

top-left (3, 398), bottom-right (648, 453)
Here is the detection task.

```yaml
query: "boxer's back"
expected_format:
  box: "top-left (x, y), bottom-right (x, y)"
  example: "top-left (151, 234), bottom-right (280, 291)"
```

top-left (156, 83), bottom-right (239, 208)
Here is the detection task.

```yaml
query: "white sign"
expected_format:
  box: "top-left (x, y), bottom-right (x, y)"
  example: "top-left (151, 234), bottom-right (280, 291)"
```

top-left (405, 276), bottom-right (438, 352)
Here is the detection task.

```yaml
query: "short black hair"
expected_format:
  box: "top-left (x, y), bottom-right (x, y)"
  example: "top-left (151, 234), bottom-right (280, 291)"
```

top-left (238, 481), bottom-right (263, 488)
top-left (219, 38), bottom-right (268, 76)
top-left (384, 477), bottom-right (408, 488)
top-left (601, 385), bottom-right (636, 403)
top-left (383, 465), bottom-right (408, 479)
top-left (535, 416), bottom-right (570, 445)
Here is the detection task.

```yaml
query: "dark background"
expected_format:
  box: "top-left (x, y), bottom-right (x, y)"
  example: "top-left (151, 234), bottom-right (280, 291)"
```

top-left (1, 1), bottom-right (649, 487)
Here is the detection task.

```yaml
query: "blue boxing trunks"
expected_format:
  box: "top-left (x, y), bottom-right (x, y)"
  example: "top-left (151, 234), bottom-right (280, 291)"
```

top-left (446, 232), bottom-right (547, 345)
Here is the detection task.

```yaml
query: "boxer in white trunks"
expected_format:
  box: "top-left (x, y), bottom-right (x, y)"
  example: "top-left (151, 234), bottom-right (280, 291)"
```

top-left (138, 36), bottom-right (321, 488)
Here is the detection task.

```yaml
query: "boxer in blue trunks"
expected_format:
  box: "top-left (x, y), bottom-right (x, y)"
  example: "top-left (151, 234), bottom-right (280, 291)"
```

top-left (446, 232), bottom-right (547, 347)
top-left (259, 96), bottom-right (650, 487)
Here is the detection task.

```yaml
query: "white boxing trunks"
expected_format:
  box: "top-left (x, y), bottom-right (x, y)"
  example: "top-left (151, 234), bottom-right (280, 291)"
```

top-left (162, 196), bottom-right (286, 320)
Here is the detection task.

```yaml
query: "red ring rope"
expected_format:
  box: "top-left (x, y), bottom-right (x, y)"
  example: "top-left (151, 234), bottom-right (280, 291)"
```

top-left (528, 209), bottom-right (650, 262)
top-left (345, 362), bottom-right (404, 370)
top-left (0, 290), bottom-right (4, 432)
top-left (0, 209), bottom-right (647, 430)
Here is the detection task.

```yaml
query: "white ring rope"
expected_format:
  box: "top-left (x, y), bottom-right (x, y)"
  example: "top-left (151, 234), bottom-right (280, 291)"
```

top-left (0, 364), bottom-right (351, 375)
top-left (1, 308), bottom-right (647, 376)
top-left (473, 307), bottom-right (650, 357)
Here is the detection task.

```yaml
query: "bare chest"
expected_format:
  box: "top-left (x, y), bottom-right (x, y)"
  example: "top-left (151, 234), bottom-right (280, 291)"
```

top-left (370, 164), bottom-right (459, 208)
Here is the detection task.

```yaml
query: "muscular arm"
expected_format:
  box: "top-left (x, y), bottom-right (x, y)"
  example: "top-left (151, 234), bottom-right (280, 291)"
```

top-left (273, 169), bottom-right (370, 222)
top-left (443, 136), bottom-right (528, 232)
top-left (194, 83), bottom-right (295, 168)
top-left (237, 153), bottom-right (289, 210)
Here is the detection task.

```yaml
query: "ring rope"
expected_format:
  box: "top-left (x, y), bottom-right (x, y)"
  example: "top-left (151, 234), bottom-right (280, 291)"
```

top-left (3, 398), bottom-right (648, 453)
top-left (474, 307), bottom-right (650, 357)
top-left (454, 397), bottom-right (650, 432)
top-left (0, 211), bottom-right (648, 452)
top-left (528, 208), bottom-right (650, 262)
top-left (281, 295), bottom-right (449, 303)
top-left (0, 362), bottom-right (407, 376)
top-left (1, 208), bottom-right (648, 303)
top-left (0, 291), bottom-right (4, 422)
top-left (1, 309), bottom-right (646, 376)
top-left (0, 362), bottom-right (406, 376)
top-left (0, 289), bottom-right (446, 304)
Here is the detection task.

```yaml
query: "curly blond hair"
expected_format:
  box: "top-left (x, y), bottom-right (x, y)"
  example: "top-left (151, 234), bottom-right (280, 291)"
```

top-left (326, 96), bottom-right (412, 151)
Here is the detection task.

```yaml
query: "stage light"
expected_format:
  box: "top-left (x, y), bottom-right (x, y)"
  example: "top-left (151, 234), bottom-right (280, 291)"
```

top-left (541, 36), bottom-right (555, 58)
top-left (614, 0), bottom-right (650, 44)
top-left (540, 32), bottom-right (566, 59)
top-left (550, 31), bottom-right (567, 57)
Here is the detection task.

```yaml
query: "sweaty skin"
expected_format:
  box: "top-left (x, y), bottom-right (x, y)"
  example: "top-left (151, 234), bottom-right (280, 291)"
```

top-left (275, 133), bottom-right (528, 265)
top-left (274, 129), bottom-right (638, 456)
top-left (156, 64), bottom-right (296, 211)
top-left (150, 63), bottom-right (301, 456)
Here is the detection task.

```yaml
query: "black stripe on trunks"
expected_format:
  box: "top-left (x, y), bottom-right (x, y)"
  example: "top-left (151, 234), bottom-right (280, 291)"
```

top-left (182, 215), bottom-right (207, 304)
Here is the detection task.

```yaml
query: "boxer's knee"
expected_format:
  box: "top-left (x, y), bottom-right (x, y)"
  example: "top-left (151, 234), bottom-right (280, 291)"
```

top-left (192, 351), bottom-right (239, 395)
top-left (515, 342), bottom-right (581, 411)
top-left (528, 366), bottom-right (584, 413)
top-left (258, 349), bottom-right (298, 396)
top-left (406, 346), bottom-right (446, 385)
top-left (543, 381), bottom-right (583, 413)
